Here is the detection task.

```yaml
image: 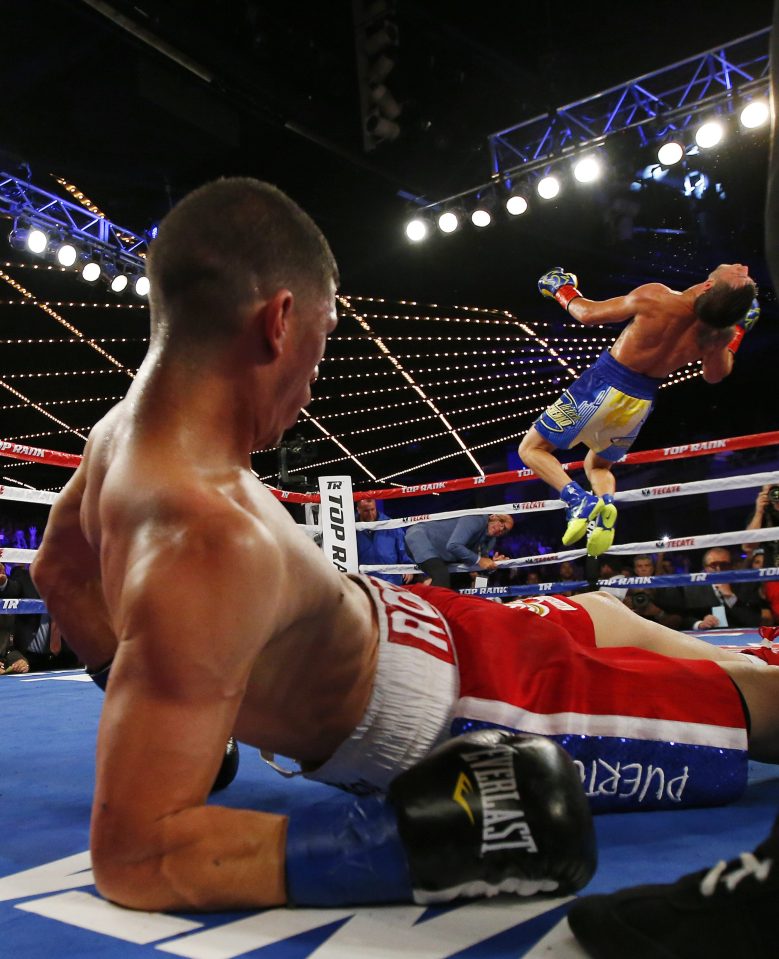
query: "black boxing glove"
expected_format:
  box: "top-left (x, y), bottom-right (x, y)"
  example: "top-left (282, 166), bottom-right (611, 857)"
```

top-left (390, 728), bottom-right (596, 901)
top-left (285, 729), bottom-right (596, 905)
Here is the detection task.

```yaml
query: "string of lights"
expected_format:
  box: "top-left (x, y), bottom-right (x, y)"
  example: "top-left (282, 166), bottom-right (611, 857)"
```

top-left (339, 296), bottom-right (486, 476)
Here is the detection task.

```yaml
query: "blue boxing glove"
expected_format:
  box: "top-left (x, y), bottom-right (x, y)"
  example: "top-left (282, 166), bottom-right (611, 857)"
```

top-left (285, 729), bottom-right (596, 906)
top-left (727, 297), bottom-right (760, 353)
top-left (538, 267), bottom-right (583, 311)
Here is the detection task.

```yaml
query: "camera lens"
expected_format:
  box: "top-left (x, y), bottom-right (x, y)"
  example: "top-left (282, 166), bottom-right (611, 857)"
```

top-left (768, 485), bottom-right (779, 504)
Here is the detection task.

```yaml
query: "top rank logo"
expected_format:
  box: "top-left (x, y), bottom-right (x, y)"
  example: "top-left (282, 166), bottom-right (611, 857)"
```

top-left (664, 440), bottom-right (726, 456)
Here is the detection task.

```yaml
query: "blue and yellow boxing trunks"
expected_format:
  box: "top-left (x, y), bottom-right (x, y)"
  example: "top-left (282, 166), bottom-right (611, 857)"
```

top-left (534, 351), bottom-right (662, 462)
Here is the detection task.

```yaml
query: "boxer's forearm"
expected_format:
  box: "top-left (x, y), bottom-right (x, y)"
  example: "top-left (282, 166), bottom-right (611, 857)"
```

top-left (92, 805), bottom-right (288, 911)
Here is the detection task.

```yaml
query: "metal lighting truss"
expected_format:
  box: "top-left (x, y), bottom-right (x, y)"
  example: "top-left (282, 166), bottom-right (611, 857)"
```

top-left (0, 171), bottom-right (148, 268)
top-left (488, 27), bottom-right (770, 185)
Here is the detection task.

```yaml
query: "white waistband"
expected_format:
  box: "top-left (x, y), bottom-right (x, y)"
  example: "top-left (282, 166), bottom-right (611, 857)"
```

top-left (304, 575), bottom-right (459, 793)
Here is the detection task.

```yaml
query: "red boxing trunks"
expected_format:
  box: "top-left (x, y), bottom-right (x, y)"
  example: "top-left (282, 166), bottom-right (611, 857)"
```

top-left (410, 584), bottom-right (748, 813)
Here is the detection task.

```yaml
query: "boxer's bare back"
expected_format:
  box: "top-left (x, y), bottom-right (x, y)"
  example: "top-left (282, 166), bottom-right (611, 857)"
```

top-left (571, 263), bottom-right (753, 379)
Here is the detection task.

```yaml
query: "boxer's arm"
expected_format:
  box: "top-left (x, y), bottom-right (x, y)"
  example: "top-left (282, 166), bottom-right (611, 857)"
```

top-left (31, 465), bottom-right (117, 670)
top-left (90, 505), bottom-right (288, 912)
top-left (566, 285), bottom-right (659, 327)
top-left (699, 328), bottom-right (734, 383)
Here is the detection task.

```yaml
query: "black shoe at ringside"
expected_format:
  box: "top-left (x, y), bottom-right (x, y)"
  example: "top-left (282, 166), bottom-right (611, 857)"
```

top-left (567, 818), bottom-right (779, 959)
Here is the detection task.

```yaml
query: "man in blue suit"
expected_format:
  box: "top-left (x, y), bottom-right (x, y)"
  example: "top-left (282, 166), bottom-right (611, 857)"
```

top-left (355, 497), bottom-right (414, 585)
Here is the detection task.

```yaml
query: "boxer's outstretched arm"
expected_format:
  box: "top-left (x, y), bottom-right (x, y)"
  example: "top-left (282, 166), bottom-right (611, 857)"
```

top-left (567, 284), bottom-right (662, 327)
top-left (91, 501), bottom-right (288, 912)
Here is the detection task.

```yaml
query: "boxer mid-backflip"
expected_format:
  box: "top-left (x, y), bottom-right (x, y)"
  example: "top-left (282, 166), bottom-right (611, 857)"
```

top-left (519, 265), bottom-right (759, 556)
top-left (31, 179), bottom-right (779, 916)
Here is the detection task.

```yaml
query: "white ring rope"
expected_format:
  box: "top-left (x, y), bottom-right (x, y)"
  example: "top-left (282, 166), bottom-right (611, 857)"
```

top-left (295, 470), bottom-right (779, 534)
top-left (361, 526), bottom-right (779, 577)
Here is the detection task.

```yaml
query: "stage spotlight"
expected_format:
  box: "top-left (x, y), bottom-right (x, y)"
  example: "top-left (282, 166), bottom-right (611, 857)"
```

top-left (437, 210), bottom-right (460, 234)
top-left (405, 217), bottom-right (429, 242)
top-left (695, 120), bottom-right (724, 149)
top-left (8, 225), bottom-right (28, 252)
top-left (26, 227), bottom-right (48, 254)
top-left (537, 175), bottom-right (560, 200)
top-left (505, 194), bottom-right (528, 216)
top-left (81, 260), bottom-right (101, 283)
top-left (740, 99), bottom-right (769, 129)
top-left (470, 195), bottom-right (494, 228)
top-left (56, 242), bottom-right (78, 267)
top-left (110, 273), bottom-right (129, 293)
top-left (573, 156), bottom-right (601, 183)
top-left (657, 141), bottom-right (684, 166)
top-left (134, 275), bottom-right (150, 297)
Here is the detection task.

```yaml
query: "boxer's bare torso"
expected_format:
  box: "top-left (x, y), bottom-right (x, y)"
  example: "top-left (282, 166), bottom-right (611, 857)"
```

top-left (568, 263), bottom-right (752, 380)
top-left (29, 268), bottom-right (381, 910)
top-left (95, 409), bottom-right (376, 761)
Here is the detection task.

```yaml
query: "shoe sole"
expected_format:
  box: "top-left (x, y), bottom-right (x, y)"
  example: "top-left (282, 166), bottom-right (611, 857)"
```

top-left (562, 498), bottom-right (604, 546)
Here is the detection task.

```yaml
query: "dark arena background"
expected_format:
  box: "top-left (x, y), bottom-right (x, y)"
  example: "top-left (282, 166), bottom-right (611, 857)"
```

top-left (1, 3), bottom-right (778, 957)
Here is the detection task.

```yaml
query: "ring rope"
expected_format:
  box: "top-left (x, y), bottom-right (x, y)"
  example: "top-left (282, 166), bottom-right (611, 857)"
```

top-left (459, 566), bottom-right (779, 600)
top-left (2, 430), bottom-right (778, 504)
top-left (361, 525), bottom-right (779, 577)
top-left (291, 470), bottom-right (779, 534)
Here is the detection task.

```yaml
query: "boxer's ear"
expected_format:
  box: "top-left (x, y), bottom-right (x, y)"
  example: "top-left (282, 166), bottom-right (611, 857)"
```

top-left (260, 289), bottom-right (294, 359)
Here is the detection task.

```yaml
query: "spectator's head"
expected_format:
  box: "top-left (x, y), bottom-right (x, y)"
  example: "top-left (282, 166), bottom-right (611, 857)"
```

top-left (660, 558), bottom-right (675, 575)
top-left (525, 570), bottom-right (541, 585)
top-left (702, 547), bottom-right (733, 573)
top-left (356, 498), bottom-right (378, 522)
top-left (559, 560), bottom-right (577, 580)
top-left (633, 555), bottom-right (655, 577)
top-left (487, 514), bottom-right (514, 537)
top-left (694, 264), bottom-right (756, 329)
top-left (598, 555), bottom-right (621, 579)
top-left (0, 564), bottom-right (6, 588)
top-left (750, 549), bottom-right (765, 569)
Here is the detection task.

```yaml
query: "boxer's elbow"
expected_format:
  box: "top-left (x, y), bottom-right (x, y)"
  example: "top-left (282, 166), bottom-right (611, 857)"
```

top-left (92, 834), bottom-right (177, 912)
top-left (702, 359), bottom-right (731, 384)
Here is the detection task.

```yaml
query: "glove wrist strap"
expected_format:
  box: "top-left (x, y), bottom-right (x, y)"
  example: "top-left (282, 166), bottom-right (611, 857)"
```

top-left (727, 325), bottom-right (745, 353)
top-left (555, 286), bottom-right (582, 311)
top-left (286, 795), bottom-right (412, 906)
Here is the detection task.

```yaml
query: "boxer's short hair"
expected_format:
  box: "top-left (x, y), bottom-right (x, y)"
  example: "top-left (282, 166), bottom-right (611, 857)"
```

top-left (694, 280), bottom-right (756, 329)
top-left (147, 177), bottom-right (337, 339)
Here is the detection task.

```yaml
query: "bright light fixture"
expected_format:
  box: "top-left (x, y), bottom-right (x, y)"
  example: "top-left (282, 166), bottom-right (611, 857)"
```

top-left (573, 156), bottom-right (601, 183)
top-left (438, 211), bottom-right (459, 234)
top-left (740, 100), bottom-right (769, 129)
top-left (657, 141), bottom-right (684, 166)
top-left (537, 176), bottom-right (560, 200)
top-left (405, 218), bottom-right (429, 242)
top-left (506, 195), bottom-right (528, 216)
top-left (695, 120), bottom-right (724, 149)
top-left (56, 243), bottom-right (77, 267)
top-left (26, 228), bottom-right (48, 254)
top-left (81, 261), bottom-right (101, 282)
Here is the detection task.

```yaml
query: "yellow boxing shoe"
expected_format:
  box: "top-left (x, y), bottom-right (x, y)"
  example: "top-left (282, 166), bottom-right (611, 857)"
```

top-left (561, 491), bottom-right (604, 546)
top-left (586, 502), bottom-right (618, 557)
